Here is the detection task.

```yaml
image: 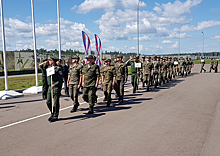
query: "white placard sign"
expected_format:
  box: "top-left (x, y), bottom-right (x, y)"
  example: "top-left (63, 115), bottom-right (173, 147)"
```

top-left (46, 66), bottom-right (55, 77)
top-left (135, 63), bottom-right (141, 68)
top-left (174, 61), bottom-right (178, 65)
top-left (201, 59), bottom-right (205, 63)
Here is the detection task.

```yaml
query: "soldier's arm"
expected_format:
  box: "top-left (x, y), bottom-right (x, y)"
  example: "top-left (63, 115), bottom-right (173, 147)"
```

top-left (95, 66), bottom-right (100, 88)
top-left (78, 67), bottom-right (83, 88)
top-left (67, 74), bottom-right (70, 87)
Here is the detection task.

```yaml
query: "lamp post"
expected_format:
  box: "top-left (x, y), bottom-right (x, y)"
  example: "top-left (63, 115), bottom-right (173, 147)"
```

top-left (179, 22), bottom-right (189, 58)
top-left (137, 0), bottom-right (141, 56)
top-left (57, 0), bottom-right (61, 59)
top-left (202, 31), bottom-right (204, 57)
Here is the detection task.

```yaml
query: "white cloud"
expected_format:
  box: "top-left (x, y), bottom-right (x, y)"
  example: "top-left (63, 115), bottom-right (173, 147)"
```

top-left (169, 41), bottom-right (178, 48)
top-left (77, 0), bottom-right (146, 14)
top-left (133, 35), bottom-right (151, 42)
top-left (162, 40), bottom-right (172, 44)
top-left (180, 20), bottom-right (220, 32)
top-left (154, 0), bottom-right (202, 17)
top-left (71, 5), bottom-right (77, 10)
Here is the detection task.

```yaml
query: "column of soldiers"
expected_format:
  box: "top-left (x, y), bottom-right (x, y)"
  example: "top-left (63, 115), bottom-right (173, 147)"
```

top-left (39, 55), bottom-right (219, 123)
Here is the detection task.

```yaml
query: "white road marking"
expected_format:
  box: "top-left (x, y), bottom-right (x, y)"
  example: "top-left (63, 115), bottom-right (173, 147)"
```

top-left (0, 86), bottom-right (135, 130)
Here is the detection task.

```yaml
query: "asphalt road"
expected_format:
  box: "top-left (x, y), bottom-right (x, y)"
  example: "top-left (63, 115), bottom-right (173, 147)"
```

top-left (0, 64), bottom-right (220, 156)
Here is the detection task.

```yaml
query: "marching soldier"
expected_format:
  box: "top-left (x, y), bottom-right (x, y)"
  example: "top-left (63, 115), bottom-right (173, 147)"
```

top-left (140, 56), bottom-right (145, 87)
top-left (168, 57), bottom-right (174, 80)
top-left (82, 55), bottom-right (100, 114)
top-left (200, 58), bottom-right (206, 73)
top-left (67, 55), bottom-right (83, 113)
top-left (179, 57), bottom-right (186, 77)
top-left (185, 58), bottom-right (189, 76)
top-left (126, 56), bottom-right (142, 93)
top-left (173, 57), bottom-right (178, 78)
top-left (162, 58), bottom-right (168, 84)
top-left (114, 55), bottom-right (128, 103)
top-left (209, 58), bottom-right (215, 73)
top-left (158, 57), bottom-right (163, 86)
top-left (100, 57), bottom-right (107, 95)
top-left (152, 56), bottom-right (160, 88)
top-left (101, 59), bottom-right (116, 106)
top-left (47, 56), bottom-right (63, 122)
top-left (214, 58), bottom-right (218, 73)
top-left (188, 58), bottom-right (194, 74)
top-left (143, 56), bottom-right (154, 91)
top-left (39, 58), bottom-right (49, 99)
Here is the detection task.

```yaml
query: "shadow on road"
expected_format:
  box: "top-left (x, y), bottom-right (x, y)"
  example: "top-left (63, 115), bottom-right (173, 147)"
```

top-left (0, 105), bottom-right (15, 109)
top-left (0, 99), bottom-right (45, 106)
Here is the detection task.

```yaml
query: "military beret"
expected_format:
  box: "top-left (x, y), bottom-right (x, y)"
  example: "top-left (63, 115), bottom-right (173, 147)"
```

top-left (42, 58), bottom-right (48, 62)
top-left (72, 55), bottom-right (79, 59)
top-left (49, 56), bottom-right (59, 62)
top-left (86, 55), bottom-right (93, 59)
top-left (106, 59), bottom-right (111, 62)
top-left (117, 55), bottom-right (123, 58)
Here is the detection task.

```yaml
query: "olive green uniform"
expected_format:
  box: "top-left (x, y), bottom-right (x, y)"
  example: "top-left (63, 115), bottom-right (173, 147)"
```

top-left (214, 60), bottom-right (218, 73)
top-left (82, 63), bottom-right (100, 107)
top-left (162, 62), bottom-right (168, 83)
top-left (185, 60), bottom-right (190, 75)
top-left (143, 62), bottom-right (153, 87)
top-left (127, 61), bottom-right (141, 93)
top-left (114, 61), bottom-right (128, 101)
top-left (209, 60), bottom-right (215, 72)
top-left (200, 60), bottom-right (206, 73)
top-left (173, 61), bottom-right (178, 77)
top-left (68, 64), bottom-right (83, 108)
top-left (158, 60), bottom-right (163, 85)
top-left (102, 66), bottom-right (116, 104)
top-left (170, 61), bottom-right (174, 80)
top-left (166, 60), bottom-right (171, 80)
top-left (179, 60), bottom-right (186, 76)
top-left (188, 60), bottom-right (193, 74)
top-left (152, 60), bottom-right (160, 86)
top-left (46, 66), bottom-right (63, 120)
top-left (40, 64), bottom-right (48, 99)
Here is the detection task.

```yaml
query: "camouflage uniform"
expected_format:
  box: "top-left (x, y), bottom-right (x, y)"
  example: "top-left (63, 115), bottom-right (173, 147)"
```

top-left (114, 55), bottom-right (128, 102)
top-left (101, 59), bottom-right (116, 106)
top-left (214, 59), bottom-right (218, 73)
top-left (209, 59), bottom-right (215, 72)
top-left (40, 58), bottom-right (48, 99)
top-left (82, 58), bottom-right (100, 108)
top-left (152, 57), bottom-right (160, 87)
top-left (68, 61), bottom-right (83, 112)
top-left (200, 59), bottom-right (206, 73)
top-left (143, 59), bottom-right (153, 91)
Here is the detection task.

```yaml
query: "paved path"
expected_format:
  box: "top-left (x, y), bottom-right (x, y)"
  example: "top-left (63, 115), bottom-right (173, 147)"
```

top-left (0, 65), bottom-right (220, 156)
top-left (0, 73), bottom-right (42, 79)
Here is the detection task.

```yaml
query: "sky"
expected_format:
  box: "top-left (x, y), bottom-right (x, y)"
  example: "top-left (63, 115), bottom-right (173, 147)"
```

top-left (0, 0), bottom-right (220, 55)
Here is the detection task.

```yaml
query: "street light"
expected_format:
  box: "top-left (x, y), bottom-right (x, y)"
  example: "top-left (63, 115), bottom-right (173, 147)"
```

top-left (137, 0), bottom-right (141, 56)
top-left (202, 31), bottom-right (204, 57)
top-left (179, 22), bottom-right (189, 58)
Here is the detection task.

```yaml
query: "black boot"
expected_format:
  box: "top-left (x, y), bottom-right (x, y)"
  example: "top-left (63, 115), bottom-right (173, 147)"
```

top-left (88, 106), bottom-right (94, 114)
top-left (70, 105), bottom-right (78, 113)
top-left (146, 86), bottom-right (149, 91)
top-left (106, 101), bottom-right (111, 107)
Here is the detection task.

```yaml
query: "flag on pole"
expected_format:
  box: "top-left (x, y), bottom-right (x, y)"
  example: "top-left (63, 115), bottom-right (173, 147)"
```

top-left (94, 34), bottom-right (102, 67)
top-left (82, 31), bottom-right (91, 59)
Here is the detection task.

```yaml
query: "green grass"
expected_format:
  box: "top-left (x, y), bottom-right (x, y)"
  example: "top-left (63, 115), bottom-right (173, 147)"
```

top-left (0, 75), bottom-right (42, 91)
top-left (193, 60), bottom-right (212, 64)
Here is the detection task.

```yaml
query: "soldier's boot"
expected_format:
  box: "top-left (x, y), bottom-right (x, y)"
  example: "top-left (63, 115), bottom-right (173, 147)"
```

top-left (118, 96), bottom-right (123, 104)
top-left (142, 82), bottom-right (145, 87)
top-left (154, 82), bottom-right (158, 88)
top-left (106, 101), bottom-right (111, 107)
top-left (163, 80), bottom-right (165, 84)
top-left (103, 92), bottom-right (107, 101)
top-left (146, 86), bottom-right (149, 92)
top-left (204, 70), bottom-right (206, 72)
top-left (159, 81), bottom-right (161, 86)
top-left (70, 105), bottom-right (78, 113)
top-left (88, 106), bottom-right (94, 114)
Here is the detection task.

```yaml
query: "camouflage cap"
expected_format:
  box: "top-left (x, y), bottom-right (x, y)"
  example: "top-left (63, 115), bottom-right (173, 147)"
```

top-left (49, 56), bottom-right (59, 62)
top-left (72, 55), bottom-right (79, 60)
top-left (117, 55), bottom-right (123, 58)
top-left (106, 59), bottom-right (111, 62)
top-left (42, 58), bottom-right (48, 62)
top-left (102, 57), bottom-right (107, 61)
top-left (134, 56), bottom-right (139, 59)
top-left (169, 57), bottom-right (172, 59)
top-left (142, 56), bottom-right (145, 58)
top-left (86, 55), bottom-right (93, 59)
top-left (154, 55), bottom-right (157, 58)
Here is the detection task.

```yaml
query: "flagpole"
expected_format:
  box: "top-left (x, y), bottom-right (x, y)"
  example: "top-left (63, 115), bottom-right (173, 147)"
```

top-left (31, 0), bottom-right (38, 87)
top-left (57, 0), bottom-right (61, 59)
top-left (0, 0), bottom-right (8, 91)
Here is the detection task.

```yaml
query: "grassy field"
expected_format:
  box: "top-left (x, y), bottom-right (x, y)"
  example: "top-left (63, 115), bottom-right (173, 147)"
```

top-left (193, 60), bottom-right (213, 64)
top-left (0, 75), bottom-right (42, 91)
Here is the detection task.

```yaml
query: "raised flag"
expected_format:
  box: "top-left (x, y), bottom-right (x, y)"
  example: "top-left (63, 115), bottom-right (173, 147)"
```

top-left (82, 31), bottom-right (91, 59)
top-left (94, 34), bottom-right (102, 67)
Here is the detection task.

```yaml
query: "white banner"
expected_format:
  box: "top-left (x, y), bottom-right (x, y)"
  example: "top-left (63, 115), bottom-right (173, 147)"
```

top-left (47, 66), bottom-right (55, 77)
